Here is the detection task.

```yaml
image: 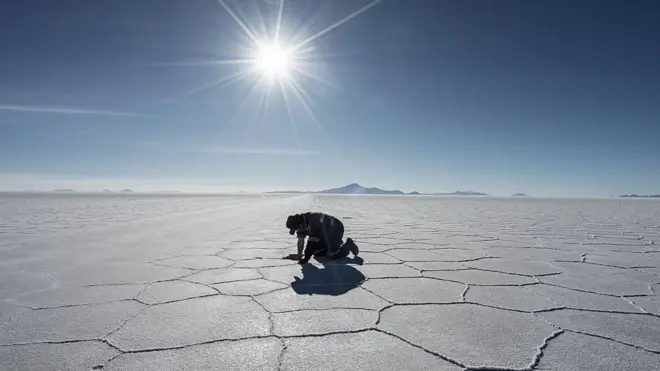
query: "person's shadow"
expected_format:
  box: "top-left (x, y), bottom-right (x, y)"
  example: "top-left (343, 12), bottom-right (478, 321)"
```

top-left (290, 256), bottom-right (365, 296)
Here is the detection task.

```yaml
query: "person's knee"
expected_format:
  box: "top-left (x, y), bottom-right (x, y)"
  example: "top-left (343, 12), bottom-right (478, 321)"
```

top-left (305, 239), bottom-right (325, 258)
top-left (326, 240), bottom-right (345, 258)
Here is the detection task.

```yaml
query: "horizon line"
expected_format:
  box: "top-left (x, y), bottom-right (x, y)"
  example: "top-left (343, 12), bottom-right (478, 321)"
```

top-left (0, 189), bottom-right (640, 199)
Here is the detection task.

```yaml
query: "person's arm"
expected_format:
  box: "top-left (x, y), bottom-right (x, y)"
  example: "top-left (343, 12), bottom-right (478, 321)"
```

top-left (295, 227), bottom-right (307, 262)
top-left (297, 236), bottom-right (305, 260)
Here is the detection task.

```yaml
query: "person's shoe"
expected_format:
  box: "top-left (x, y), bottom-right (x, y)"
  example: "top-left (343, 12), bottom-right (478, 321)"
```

top-left (346, 238), bottom-right (359, 256)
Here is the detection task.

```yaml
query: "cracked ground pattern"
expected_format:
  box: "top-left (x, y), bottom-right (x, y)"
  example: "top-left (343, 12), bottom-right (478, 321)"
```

top-left (1, 194), bottom-right (660, 370)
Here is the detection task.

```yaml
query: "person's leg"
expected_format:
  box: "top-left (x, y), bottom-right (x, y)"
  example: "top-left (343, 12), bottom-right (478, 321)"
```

top-left (327, 221), bottom-right (350, 259)
top-left (331, 243), bottom-right (351, 259)
top-left (344, 237), bottom-right (359, 257)
top-left (302, 237), bottom-right (322, 262)
top-left (311, 240), bottom-right (327, 257)
top-left (336, 217), bottom-right (358, 256)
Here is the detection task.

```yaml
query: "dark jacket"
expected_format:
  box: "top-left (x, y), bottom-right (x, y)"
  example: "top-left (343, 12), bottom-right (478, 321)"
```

top-left (288, 212), bottom-right (344, 260)
top-left (294, 212), bottom-right (338, 238)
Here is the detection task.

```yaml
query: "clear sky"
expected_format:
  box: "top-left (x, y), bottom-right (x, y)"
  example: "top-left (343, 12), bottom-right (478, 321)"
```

top-left (1, 0), bottom-right (659, 197)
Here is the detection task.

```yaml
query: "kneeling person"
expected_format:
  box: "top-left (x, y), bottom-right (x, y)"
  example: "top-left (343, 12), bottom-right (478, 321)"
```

top-left (286, 212), bottom-right (358, 264)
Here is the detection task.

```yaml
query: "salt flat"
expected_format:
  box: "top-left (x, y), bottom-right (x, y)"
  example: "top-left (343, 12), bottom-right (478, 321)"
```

top-left (1, 193), bottom-right (659, 370)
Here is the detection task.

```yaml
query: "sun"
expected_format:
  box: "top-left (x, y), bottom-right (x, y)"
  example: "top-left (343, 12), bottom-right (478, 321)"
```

top-left (255, 43), bottom-right (291, 78)
top-left (161, 0), bottom-right (384, 115)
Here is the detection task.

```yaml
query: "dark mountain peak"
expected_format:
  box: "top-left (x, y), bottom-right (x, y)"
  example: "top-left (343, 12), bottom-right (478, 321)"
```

top-left (269, 183), bottom-right (489, 196)
top-left (317, 183), bottom-right (404, 195)
top-left (620, 194), bottom-right (660, 198)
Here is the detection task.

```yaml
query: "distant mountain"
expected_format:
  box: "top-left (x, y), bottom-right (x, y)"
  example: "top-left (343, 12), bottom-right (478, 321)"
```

top-left (53, 189), bottom-right (75, 192)
top-left (620, 194), bottom-right (660, 198)
top-left (512, 193), bottom-right (528, 197)
top-left (432, 191), bottom-right (489, 196)
top-left (267, 183), bottom-right (489, 196)
top-left (120, 189), bottom-right (134, 193)
top-left (317, 183), bottom-right (405, 195)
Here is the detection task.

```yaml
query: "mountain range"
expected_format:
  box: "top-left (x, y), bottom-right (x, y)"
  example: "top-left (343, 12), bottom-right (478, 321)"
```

top-left (268, 183), bottom-right (489, 196)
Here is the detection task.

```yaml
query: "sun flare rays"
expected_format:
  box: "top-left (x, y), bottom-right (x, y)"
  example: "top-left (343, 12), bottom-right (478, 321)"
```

top-left (160, 0), bottom-right (382, 155)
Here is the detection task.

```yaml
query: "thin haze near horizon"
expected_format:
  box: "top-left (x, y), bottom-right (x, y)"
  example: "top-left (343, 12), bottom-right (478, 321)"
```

top-left (1, 0), bottom-right (659, 197)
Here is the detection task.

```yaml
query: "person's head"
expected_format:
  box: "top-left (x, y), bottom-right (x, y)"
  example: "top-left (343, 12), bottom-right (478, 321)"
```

top-left (286, 214), bottom-right (303, 235)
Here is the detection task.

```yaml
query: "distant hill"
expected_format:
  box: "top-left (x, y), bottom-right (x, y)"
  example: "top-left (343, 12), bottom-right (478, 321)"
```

top-left (313, 184), bottom-right (488, 196)
top-left (512, 193), bottom-right (528, 197)
top-left (432, 191), bottom-right (489, 196)
top-left (53, 189), bottom-right (75, 192)
top-left (120, 189), bottom-right (134, 193)
top-left (620, 194), bottom-right (660, 198)
top-left (317, 183), bottom-right (405, 195)
top-left (266, 183), bottom-right (489, 196)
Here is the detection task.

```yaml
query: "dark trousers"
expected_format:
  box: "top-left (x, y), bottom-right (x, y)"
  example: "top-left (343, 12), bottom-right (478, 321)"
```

top-left (304, 219), bottom-right (348, 260)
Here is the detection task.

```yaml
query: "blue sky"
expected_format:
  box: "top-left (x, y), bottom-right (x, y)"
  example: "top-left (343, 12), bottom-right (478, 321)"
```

top-left (1, 0), bottom-right (659, 196)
